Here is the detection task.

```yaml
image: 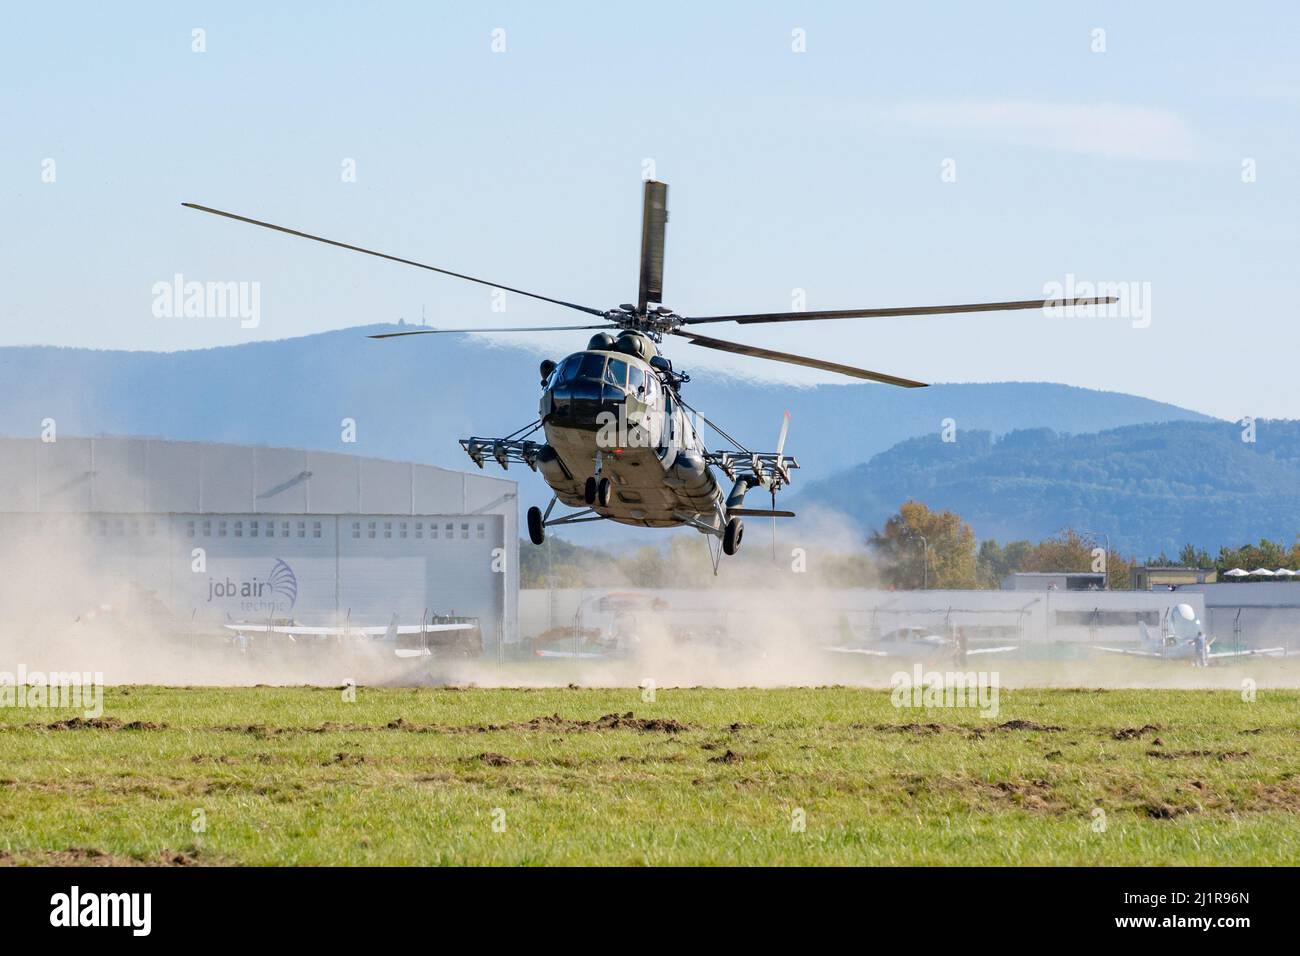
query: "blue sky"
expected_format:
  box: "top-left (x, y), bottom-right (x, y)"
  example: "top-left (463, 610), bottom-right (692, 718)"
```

top-left (3, 2), bottom-right (1297, 420)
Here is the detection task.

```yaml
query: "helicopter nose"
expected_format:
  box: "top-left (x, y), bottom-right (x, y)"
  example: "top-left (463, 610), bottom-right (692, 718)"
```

top-left (547, 378), bottom-right (626, 427)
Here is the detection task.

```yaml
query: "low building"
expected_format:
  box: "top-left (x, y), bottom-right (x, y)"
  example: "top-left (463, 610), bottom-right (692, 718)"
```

top-left (1131, 565), bottom-right (1217, 590)
top-left (1000, 571), bottom-right (1106, 592)
top-left (521, 587), bottom-right (1202, 649)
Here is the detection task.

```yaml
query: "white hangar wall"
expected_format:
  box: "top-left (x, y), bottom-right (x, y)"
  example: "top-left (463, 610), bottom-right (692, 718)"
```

top-left (0, 437), bottom-right (519, 645)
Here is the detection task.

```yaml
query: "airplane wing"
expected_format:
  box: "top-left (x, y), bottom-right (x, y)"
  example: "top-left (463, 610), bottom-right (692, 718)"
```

top-left (1207, 646), bottom-right (1287, 660)
top-left (965, 646), bottom-right (1020, 656)
top-left (224, 623), bottom-right (475, 636)
top-left (822, 646), bottom-right (890, 657)
top-left (1093, 646), bottom-right (1166, 658)
top-left (391, 623), bottom-right (476, 634)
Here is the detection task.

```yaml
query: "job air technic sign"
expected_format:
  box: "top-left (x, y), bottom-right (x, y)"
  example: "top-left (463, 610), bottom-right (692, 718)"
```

top-left (205, 558), bottom-right (299, 615)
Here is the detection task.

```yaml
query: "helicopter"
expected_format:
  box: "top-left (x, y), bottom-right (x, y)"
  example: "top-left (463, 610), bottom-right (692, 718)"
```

top-left (183, 181), bottom-right (1112, 563)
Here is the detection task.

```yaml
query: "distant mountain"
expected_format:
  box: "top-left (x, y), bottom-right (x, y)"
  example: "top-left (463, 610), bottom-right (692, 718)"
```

top-left (0, 325), bottom-right (1222, 541)
top-left (797, 421), bottom-right (1300, 556)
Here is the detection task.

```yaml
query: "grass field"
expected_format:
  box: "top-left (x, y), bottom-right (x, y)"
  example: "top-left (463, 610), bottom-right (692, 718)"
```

top-left (0, 685), bottom-right (1297, 865)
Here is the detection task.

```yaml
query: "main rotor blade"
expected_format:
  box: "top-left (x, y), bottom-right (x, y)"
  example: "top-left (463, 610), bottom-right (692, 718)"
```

top-left (672, 330), bottom-right (927, 387)
top-left (681, 296), bottom-right (1118, 326)
top-left (181, 203), bottom-right (608, 318)
top-left (370, 324), bottom-right (615, 339)
top-left (637, 180), bottom-right (668, 312)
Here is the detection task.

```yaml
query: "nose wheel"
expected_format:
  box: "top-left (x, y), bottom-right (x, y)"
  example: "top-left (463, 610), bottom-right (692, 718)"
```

top-left (584, 476), bottom-right (613, 508)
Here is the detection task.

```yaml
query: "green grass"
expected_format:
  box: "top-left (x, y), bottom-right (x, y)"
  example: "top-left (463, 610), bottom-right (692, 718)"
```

top-left (0, 686), bottom-right (1297, 865)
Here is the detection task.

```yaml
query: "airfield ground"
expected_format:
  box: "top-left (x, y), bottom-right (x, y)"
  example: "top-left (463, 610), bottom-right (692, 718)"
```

top-left (0, 686), bottom-right (1297, 865)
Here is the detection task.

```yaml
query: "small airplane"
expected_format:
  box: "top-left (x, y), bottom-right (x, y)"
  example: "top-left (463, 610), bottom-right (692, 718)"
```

top-left (184, 181), bottom-right (1113, 563)
top-left (531, 591), bottom-right (667, 659)
top-left (1093, 604), bottom-right (1285, 666)
top-left (223, 612), bottom-right (480, 659)
top-left (824, 625), bottom-right (1019, 665)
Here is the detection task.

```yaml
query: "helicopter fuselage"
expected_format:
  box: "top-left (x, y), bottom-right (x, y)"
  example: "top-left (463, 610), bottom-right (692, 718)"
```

top-left (535, 337), bottom-right (724, 530)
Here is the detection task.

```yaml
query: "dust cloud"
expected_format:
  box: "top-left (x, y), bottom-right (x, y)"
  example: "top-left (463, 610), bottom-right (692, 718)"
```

top-left (1, 528), bottom-right (1297, 690)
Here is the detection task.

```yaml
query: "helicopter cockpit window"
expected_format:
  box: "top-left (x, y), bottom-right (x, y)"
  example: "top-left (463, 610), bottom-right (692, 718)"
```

top-left (553, 355), bottom-right (581, 386)
top-left (604, 358), bottom-right (628, 389)
top-left (577, 352), bottom-right (606, 381)
top-left (627, 364), bottom-right (645, 395)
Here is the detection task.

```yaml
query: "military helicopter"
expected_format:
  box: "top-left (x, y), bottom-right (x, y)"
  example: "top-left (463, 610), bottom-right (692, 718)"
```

top-left (183, 182), bottom-right (1111, 562)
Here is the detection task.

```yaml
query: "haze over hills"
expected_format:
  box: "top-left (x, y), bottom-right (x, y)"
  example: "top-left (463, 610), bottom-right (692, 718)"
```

top-left (0, 324), bottom-right (1241, 551)
top-left (797, 421), bottom-right (1300, 558)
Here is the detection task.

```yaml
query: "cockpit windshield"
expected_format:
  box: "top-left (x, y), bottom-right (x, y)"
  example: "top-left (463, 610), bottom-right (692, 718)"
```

top-left (604, 358), bottom-right (628, 388)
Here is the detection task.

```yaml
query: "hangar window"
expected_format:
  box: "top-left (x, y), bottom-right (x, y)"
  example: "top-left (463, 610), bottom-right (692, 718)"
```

top-left (234, 521), bottom-right (242, 538)
top-left (250, 520), bottom-right (259, 538)
top-left (297, 521), bottom-right (305, 538)
top-left (282, 521), bottom-right (290, 537)
top-left (352, 522), bottom-right (361, 539)
top-left (461, 522), bottom-right (469, 540)
top-left (400, 522), bottom-right (408, 539)
top-left (313, 521), bottom-right (321, 539)
top-left (368, 521), bottom-right (376, 539)
top-left (415, 522), bottom-right (423, 539)
top-left (430, 523), bottom-right (438, 539)
top-left (98, 519), bottom-right (108, 536)
top-left (147, 519), bottom-right (157, 536)
top-left (187, 520), bottom-right (196, 538)
top-left (477, 522), bottom-right (485, 539)
top-left (445, 522), bottom-right (454, 538)
top-left (384, 521), bottom-right (392, 539)
top-left (202, 520), bottom-right (211, 537)
top-left (114, 519), bottom-right (124, 536)
top-left (129, 520), bottom-right (138, 536)
top-left (218, 521), bottom-right (227, 537)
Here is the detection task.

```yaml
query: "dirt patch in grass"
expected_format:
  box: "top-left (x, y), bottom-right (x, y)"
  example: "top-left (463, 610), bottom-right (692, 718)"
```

top-left (0, 846), bottom-right (203, 867)
top-left (870, 722), bottom-right (951, 735)
top-left (474, 752), bottom-right (524, 767)
top-left (1112, 724), bottom-right (1161, 740)
top-left (41, 717), bottom-right (166, 731)
top-left (212, 712), bottom-right (691, 737)
top-left (972, 778), bottom-right (1068, 813)
top-left (708, 750), bottom-right (744, 764)
top-left (1146, 749), bottom-right (1251, 761)
top-left (996, 720), bottom-right (1063, 732)
top-left (325, 752), bottom-right (368, 766)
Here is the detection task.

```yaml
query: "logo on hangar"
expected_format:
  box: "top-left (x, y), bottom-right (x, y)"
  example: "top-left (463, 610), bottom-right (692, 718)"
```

top-left (207, 558), bottom-right (298, 612)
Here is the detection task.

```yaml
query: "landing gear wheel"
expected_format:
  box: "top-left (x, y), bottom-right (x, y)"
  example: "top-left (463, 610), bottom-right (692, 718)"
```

top-left (596, 477), bottom-right (613, 508)
top-left (527, 506), bottom-right (545, 545)
top-left (583, 476), bottom-right (598, 505)
top-left (723, 517), bottom-right (744, 556)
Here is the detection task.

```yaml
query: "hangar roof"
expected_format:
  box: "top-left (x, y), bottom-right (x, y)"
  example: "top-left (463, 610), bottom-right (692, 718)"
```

top-left (0, 436), bottom-right (516, 516)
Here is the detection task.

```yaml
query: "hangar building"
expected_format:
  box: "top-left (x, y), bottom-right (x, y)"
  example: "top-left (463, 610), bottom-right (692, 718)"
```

top-left (0, 437), bottom-right (518, 647)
